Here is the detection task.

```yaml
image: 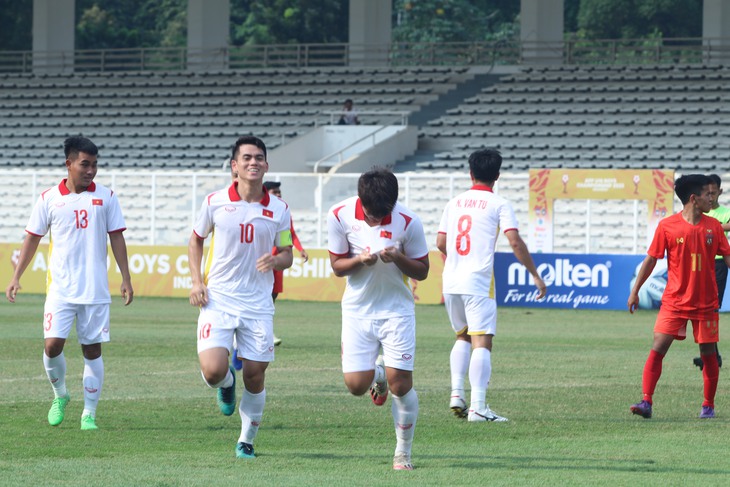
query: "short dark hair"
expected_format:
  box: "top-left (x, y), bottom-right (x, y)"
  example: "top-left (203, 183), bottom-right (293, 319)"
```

top-left (468, 148), bottom-right (502, 183)
top-left (64, 136), bottom-right (98, 160)
top-left (675, 174), bottom-right (712, 205)
top-left (231, 135), bottom-right (267, 160)
top-left (708, 173), bottom-right (722, 188)
top-left (263, 181), bottom-right (281, 191)
top-left (358, 166), bottom-right (398, 219)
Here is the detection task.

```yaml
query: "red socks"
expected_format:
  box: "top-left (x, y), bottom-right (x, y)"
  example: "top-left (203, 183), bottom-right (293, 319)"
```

top-left (701, 352), bottom-right (719, 408)
top-left (642, 349), bottom-right (665, 404)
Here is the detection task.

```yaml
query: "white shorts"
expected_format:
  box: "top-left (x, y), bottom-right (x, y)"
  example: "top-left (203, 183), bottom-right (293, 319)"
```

top-left (341, 313), bottom-right (416, 373)
top-left (197, 307), bottom-right (274, 363)
top-left (43, 299), bottom-right (110, 345)
top-left (443, 294), bottom-right (497, 336)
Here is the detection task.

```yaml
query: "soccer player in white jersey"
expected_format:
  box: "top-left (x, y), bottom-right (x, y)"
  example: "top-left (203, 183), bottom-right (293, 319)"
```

top-left (327, 167), bottom-right (429, 471)
top-left (437, 148), bottom-right (546, 423)
top-left (188, 136), bottom-right (293, 459)
top-left (5, 136), bottom-right (134, 431)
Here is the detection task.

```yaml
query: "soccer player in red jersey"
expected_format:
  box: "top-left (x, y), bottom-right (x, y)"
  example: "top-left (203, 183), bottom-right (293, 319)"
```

top-left (628, 174), bottom-right (730, 419)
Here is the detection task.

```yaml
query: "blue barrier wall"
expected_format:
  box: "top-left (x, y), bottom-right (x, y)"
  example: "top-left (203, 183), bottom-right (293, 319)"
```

top-left (494, 252), bottom-right (730, 312)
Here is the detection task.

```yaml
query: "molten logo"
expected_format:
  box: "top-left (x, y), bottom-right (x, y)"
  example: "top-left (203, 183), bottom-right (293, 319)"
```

top-left (50, 378), bottom-right (59, 384)
top-left (251, 421), bottom-right (260, 427)
top-left (397, 423), bottom-right (413, 430)
top-left (224, 206), bottom-right (236, 212)
top-left (402, 354), bottom-right (412, 361)
top-left (85, 387), bottom-right (98, 393)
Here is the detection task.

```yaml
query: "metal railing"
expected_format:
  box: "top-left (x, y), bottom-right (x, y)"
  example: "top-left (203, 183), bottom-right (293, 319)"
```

top-left (2, 37), bottom-right (730, 74)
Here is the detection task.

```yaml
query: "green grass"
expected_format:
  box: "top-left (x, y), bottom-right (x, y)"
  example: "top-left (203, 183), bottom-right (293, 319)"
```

top-left (1, 295), bottom-right (729, 486)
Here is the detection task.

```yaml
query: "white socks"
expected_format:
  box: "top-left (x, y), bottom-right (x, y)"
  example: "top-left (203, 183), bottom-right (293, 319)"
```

top-left (43, 351), bottom-right (68, 398)
top-left (450, 340), bottom-right (471, 399)
top-left (392, 388), bottom-right (418, 456)
top-left (469, 348), bottom-right (492, 412)
top-left (239, 388), bottom-right (266, 445)
top-left (82, 356), bottom-right (104, 418)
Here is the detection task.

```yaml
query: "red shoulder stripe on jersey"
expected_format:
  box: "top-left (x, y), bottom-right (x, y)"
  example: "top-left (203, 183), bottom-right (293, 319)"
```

top-left (332, 205), bottom-right (346, 222)
top-left (399, 212), bottom-right (413, 230)
top-left (207, 193), bottom-right (216, 205)
top-left (41, 187), bottom-right (53, 200)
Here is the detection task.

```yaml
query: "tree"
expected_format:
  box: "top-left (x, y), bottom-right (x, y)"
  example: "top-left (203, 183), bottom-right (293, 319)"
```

top-left (0, 0), bottom-right (32, 51)
top-left (393, 0), bottom-right (519, 44)
top-left (576, 0), bottom-right (701, 39)
top-left (76, 0), bottom-right (186, 50)
top-left (230, 0), bottom-right (348, 45)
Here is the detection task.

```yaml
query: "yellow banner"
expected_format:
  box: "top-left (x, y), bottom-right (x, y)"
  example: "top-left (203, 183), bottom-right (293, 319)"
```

top-left (528, 169), bottom-right (675, 253)
top-left (1, 244), bottom-right (446, 305)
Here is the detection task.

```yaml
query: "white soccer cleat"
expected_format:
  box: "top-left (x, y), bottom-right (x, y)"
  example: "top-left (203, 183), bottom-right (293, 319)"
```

top-left (468, 405), bottom-right (508, 422)
top-left (393, 452), bottom-right (413, 471)
top-left (449, 394), bottom-right (467, 419)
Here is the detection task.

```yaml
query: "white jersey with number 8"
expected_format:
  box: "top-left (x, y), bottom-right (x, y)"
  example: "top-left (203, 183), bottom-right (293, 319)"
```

top-left (438, 184), bottom-right (518, 296)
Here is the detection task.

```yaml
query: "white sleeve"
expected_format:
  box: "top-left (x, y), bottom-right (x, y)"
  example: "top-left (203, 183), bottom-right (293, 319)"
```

top-left (404, 215), bottom-right (429, 259)
top-left (192, 196), bottom-right (214, 239)
top-left (498, 200), bottom-right (519, 234)
top-left (327, 206), bottom-right (349, 255)
top-left (106, 192), bottom-right (127, 232)
top-left (25, 194), bottom-right (49, 237)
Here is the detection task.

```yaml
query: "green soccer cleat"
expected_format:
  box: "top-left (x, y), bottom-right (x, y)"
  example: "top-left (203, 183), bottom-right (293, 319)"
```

top-left (235, 442), bottom-right (255, 459)
top-left (48, 394), bottom-right (70, 426)
top-left (80, 414), bottom-right (98, 430)
top-left (217, 366), bottom-right (237, 416)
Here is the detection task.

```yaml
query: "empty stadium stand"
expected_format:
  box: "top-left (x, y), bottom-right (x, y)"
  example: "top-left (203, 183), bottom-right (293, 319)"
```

top-left (0, 66), bottom-right (469, 169)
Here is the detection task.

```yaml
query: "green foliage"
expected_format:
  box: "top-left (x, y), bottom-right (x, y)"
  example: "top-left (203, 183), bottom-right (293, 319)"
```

top-left (76, 0), bottom-right (186, 50)
top-left (393, 0), bottom-right (519, 44)
top-left (2, 296), bottom-right (730, 485)
top-left (0, 0), bottom-right (32, 51)
top-left (576, 0), bottom-right (701, 39)
top-left (230, 0), bottom-right (348, 46)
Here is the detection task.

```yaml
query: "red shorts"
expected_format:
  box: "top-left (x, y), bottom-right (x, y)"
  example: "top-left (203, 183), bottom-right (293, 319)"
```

top-left (272, 269), bottom-right (283, 294)
top-left (655, 308), bottom-right (719, 344)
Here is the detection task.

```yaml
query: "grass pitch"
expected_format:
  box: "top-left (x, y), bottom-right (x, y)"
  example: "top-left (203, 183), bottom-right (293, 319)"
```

top-left (1, 295), bottom-right (729, 486)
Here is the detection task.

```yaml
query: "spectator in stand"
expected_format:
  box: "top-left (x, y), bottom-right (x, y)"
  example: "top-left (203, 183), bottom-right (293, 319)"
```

top-left (337, 99), bottom-right (360, 125)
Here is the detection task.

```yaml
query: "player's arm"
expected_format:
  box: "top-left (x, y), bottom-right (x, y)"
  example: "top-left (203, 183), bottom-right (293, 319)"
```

top-left (722, 222), bottom-right (730, 232)
top-left (5, 233), bottom-right (42, 303)
top-left (109, 231), bottom-right (134, 306)
top-left (329, 250), bottom-right (378, 277)
top-left (290, 219), bottom-right (308, 262)
top-left (628, 255), bottom-right (658, 314)
top-left (188, 232), bottom-right (207, 306)
top-left (723, 254), bottom-right (730, 269)
top-left (436, 232), bottom-right (447, 255)
top-left (505, 229), bottom-right (546, 300)
top-left (379, 248), bottom-right (430, 281)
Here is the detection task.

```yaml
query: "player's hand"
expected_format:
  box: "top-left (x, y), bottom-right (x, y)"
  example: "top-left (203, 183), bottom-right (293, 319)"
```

top-left (256, 253), bottom-right (276, 272)
top-left (534, 278), bottom-right (547, 300)
top-left (627, 292), bottom-right (639, 314)
top-left (359, 250), bottom-right (378, 266)
top-left (5, 280), bottom-right (21, 303)
top-left (300, 249), bottom-right (309, 263)
top-left (120, 280), bottom-right (134, 306)
top-left (190, 282), bottom-right (208, 307)
top-left (379, 246), bottom-right (401, 263)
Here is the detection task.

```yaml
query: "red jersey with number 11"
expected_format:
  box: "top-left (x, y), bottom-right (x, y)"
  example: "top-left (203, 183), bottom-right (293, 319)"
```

top-left (648, 212), bottom-right (730, 318)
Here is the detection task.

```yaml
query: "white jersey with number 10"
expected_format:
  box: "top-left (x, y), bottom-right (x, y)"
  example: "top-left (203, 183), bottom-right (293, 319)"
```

top-left (438, 184), bottom-right (518, 296)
